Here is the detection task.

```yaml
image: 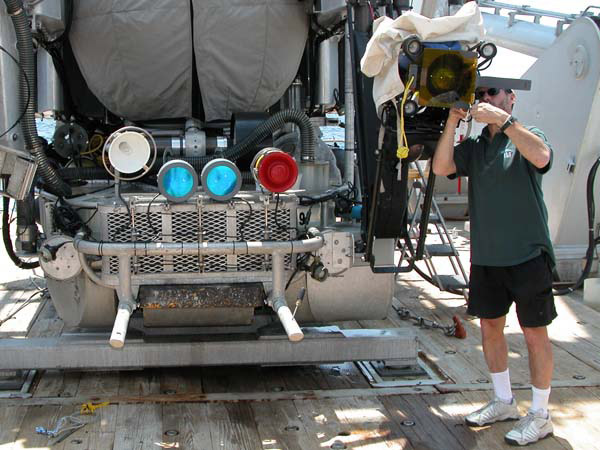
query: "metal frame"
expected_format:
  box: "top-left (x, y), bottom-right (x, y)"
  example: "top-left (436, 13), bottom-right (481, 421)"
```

top-left (0, 328), bottom-right (417, 370)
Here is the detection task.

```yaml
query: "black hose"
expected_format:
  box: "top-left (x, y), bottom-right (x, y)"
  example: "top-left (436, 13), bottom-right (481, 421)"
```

top-left (4, 0), bottom-right (71, 197)
top-left (554, 156), bottom-right (600, 295)
top-left (2, 197), bottom-right (39, 269)
top-left (166, 109), bottom-right (316, 171)
top-left (59, 167), bottom-right (113, 180)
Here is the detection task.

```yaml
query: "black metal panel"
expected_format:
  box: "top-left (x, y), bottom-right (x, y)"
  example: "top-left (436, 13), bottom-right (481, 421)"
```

top-left (349, 25), bottom-right (379, 241)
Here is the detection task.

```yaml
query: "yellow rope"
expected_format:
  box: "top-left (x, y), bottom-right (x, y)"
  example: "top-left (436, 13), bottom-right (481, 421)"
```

top-left (397, 76), bottom-right (414, 160)
top-left (80, 134), bottom-right (104, 156)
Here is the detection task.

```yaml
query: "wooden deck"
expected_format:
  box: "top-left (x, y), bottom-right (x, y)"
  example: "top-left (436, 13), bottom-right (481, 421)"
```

top-left (1, 225), bottom-right (600, 449)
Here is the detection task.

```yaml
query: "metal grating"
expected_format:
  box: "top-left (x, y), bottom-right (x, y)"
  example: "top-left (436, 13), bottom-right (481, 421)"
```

top-left (201, 210), bottom-right (228, 272)
top-left (236, 208), bottom-right (293, 272)
top-left (172, 211), bottom-right (200, 272)
top-left (102, 200), bottom-right (295, 275)
top-left (107, 212), bottom-right (164, 274)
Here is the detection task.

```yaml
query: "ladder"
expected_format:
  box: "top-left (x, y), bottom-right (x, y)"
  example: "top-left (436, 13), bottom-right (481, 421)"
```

top-left (398, 161), bottom-right (469, 300)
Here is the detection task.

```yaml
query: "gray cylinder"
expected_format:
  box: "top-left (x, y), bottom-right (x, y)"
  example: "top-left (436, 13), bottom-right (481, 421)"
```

top-left (317, 36), bottom-right (340, 107)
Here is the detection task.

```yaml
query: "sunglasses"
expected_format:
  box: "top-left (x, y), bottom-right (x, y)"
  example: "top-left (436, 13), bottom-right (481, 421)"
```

top-left (475, 88), bottom-right (501, 99)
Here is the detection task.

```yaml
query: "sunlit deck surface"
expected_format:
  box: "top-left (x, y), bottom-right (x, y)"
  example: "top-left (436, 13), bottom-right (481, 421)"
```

top-left (0, 222), bottom-right (598, 449)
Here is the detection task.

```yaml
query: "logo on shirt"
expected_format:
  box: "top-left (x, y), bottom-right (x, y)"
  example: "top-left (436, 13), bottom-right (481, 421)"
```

top-left (504, 149), bottom-right (514, 159)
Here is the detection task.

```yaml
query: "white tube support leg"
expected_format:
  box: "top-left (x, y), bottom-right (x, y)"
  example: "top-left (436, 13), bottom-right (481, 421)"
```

top-left (272, 298), bottom-right (304, 342)
top-left (110, 304), bottom-right (133, 349)
top-left (270, 252), bottom-right (304, 342)
top-left (110, 255), bottom-right (136, 349)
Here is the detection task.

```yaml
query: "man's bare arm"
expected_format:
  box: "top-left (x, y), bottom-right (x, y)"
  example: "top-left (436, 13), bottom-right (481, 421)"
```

top-left (432, 107), bottom-right (466, 176)
top-left (470, 103), bottom-right (550, 169)
top-left (503, 122), bottom-right (550, 169)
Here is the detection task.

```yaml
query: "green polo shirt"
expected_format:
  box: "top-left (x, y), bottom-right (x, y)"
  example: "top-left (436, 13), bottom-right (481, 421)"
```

top-left (452, 125), bottom-right (555, 267)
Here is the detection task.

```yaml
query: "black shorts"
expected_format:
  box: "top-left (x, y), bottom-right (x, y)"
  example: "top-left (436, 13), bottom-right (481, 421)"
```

top-left (467, 253), bottom-right (557, 327)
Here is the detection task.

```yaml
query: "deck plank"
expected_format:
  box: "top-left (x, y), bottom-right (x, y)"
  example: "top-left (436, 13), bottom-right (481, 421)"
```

top-left (380, 393), bottom-right (465, 450)
top-left (251, 400), bottom-right (321, 450)
top-left (162, 403), bottom-right (213, 450)
top-left (0, 290), bottom-right (45, 337)
top-left (113, 403), bottom-right (162, 450)
top-left (333, 396), bottom-right (415, 449)
top-left (0, 405), bottom-right (28, 447)
top-left (159, 367), bottom-right (204, 395)
top-left (204, 402), bottom-right (263, 449)
top-left (76, 371), bottom-right (120, 398)
top-left (117, 369), bottom-right (161, 396)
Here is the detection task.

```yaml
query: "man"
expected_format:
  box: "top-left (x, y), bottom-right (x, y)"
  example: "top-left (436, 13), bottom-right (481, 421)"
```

top-left (432, 87), bottom-right (557, 446)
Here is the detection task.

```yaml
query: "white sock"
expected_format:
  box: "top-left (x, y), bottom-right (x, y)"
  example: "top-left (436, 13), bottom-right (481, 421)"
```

top-left (490, 369), bottom-right (513, 403)
top-left (531, 385), bottom-right (551, 415)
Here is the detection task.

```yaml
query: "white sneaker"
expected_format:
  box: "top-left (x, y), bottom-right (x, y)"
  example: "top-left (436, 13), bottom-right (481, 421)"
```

top-left (465, 397), bottom-right (520, 427)
top-left (505, 409), bottom-right (554, 446)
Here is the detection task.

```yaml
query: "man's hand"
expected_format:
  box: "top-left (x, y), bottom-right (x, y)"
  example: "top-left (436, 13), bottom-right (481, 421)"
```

top-left (447, 107), bottom-right (468, 126)
top-left (471, 102), bottom-right (510, 126)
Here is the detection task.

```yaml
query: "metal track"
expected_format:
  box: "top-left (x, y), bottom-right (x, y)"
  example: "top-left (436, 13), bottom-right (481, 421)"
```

top-left (0, 327), bottom-right (417, 370)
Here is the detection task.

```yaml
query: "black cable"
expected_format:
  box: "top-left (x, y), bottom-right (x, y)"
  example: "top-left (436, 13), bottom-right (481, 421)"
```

top-left (0, 44), bottom-right (31, 139)
top-left (554, 156), bottom-right (600, 295)
top-left (2, 197), bottom-right (39, 269)
top-left (0, 289), bottom-right (45, 326)
top-left (274, 194), bottom-right (296, 234)
top-left (235, 197), bottom-right (253, 241)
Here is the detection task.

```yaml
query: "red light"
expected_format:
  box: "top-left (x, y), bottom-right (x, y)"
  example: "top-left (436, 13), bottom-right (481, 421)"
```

top-left (253, 148), bottom-right (298, 193)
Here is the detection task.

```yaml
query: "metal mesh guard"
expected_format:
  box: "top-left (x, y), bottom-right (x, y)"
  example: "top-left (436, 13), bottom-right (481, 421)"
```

top-left (104, 200), bottom-right (294, 275)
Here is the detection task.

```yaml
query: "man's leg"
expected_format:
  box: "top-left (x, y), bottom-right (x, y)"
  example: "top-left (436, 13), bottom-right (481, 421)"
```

top-left (504, 325), bottom-right (554, 445)
top-left (465, 315), bottom-right (519, 427)
top-left (481, 316), bottom-right (508, 373)
top-left (522, 326), bottom-right (553, 411)
top-left (481, 316), bottom-right (513, 403)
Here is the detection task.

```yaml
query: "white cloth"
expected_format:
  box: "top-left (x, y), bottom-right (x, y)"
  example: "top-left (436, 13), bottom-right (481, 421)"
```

top-left (360, 2), bottom-right (485, 116)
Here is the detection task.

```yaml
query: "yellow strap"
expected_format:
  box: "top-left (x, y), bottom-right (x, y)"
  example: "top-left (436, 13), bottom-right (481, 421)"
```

top-left (80, 401), bottom-right (110, 415)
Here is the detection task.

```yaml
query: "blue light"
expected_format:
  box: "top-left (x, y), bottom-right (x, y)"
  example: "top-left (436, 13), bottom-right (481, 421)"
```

top-left (163, 166), bottom-right (195, 198)
top-left (206, 165), bottom-right (238, 197)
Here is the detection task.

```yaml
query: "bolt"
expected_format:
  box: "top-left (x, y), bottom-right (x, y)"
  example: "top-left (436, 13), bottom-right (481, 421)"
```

top-left (70, 439), bottom-right (83, 445)
top-left (11, 133), bottom-right (18, 141)
top-left (445, 350), bottom-right (456, 355)
top-left (476, 378), bottom-right (488, 383)
top-left (401, 420), bottom-right (416, 427)
top-left (331, 440), bottom-right (347, 449)
top-left (573, 375), bottom-right (586, 380)
top-left (164, 430), bottom-right (179, 436)
top-left (284, 425), bottom-right (300, 431)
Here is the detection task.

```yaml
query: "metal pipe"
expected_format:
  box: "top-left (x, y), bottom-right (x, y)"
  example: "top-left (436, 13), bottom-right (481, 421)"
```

top-left (479, 1), bottom-right (580, 22)
top-left (77, 250), bottom-right (113, 288)
top-left (73, 235), bottom-right (324, 257)
top-left (270, 252), bottom-right (304, 342)
top-left (482, 12), bottom-right (556, 57)
top-left (344, 20), bottom-right (355, 185)
top-left (110, 255), bottom-right (136, 349)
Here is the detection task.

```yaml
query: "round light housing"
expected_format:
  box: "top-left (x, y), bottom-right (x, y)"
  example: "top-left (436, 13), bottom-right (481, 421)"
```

top-left (157, 160), bottom-right (198, 203)
top-left (200, 158), bottom-right (242, 201)
top-left (403, 99), bottom-right (418, 117)
top-left (479, 42), bottom-right (497, 59)
top-left (251, 148), bottom-right (298, 193)
top-left (402, 35), bottom-right (423, 58)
